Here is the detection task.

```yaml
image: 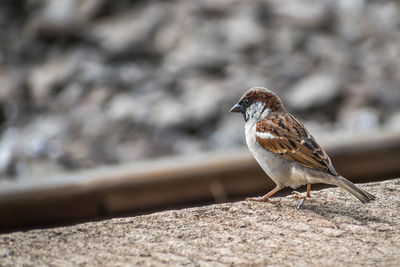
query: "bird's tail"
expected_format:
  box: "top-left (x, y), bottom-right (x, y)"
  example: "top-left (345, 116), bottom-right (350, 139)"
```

top-left (331, 176), bottom-right (376, 204)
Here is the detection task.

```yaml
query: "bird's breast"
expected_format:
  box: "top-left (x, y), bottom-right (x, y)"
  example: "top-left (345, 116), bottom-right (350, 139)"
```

top-left (244, 120), bottom-right (309, 188)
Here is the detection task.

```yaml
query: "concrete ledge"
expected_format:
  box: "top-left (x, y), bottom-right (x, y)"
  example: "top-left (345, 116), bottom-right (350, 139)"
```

top-left (1, 179), bottom-right (399, 266)
top-left (1, 131), bottom-right (400, 231)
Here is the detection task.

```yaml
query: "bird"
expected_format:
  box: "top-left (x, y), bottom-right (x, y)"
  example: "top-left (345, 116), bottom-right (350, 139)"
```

top-left (230, 87), bottom-right (375, 208)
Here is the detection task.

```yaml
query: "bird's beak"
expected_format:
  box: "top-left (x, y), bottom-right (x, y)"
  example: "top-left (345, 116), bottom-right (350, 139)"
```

top-left (229, 103), bottom-right (245, 113)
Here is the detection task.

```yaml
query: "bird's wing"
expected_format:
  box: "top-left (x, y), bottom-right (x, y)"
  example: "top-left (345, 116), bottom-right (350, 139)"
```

top-left (256, 113), bottom-right (338, 176)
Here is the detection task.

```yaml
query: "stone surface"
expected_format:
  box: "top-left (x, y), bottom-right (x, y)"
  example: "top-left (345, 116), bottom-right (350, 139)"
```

top-left (0, 179), bottom-right (399, 266)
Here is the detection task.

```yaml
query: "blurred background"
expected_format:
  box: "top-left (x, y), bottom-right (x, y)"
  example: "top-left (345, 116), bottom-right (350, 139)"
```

top-left (0, 0), bottom-right (400, 231)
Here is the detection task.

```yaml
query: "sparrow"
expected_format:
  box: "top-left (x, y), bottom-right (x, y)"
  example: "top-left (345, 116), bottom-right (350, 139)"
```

top-left (230, 87), bottom-right (375, 208)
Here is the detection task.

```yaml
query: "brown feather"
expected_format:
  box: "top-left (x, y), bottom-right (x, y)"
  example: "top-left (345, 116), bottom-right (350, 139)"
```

top-left (256, 112), bottom-right (338, 176)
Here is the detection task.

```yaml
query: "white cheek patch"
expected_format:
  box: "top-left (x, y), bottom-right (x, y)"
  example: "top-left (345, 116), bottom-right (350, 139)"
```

top-left (256, 131), bottom-right (275, 139)
top-left (261, 108), bottom-right (271, 118)
top-left (251, 102), bottom-right (265, 112)
top-left (246, 102), bottom-right (266, 121)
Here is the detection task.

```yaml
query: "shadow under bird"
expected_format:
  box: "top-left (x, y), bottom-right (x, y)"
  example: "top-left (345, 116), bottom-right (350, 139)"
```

top-left (230, 87), bottom-right (375, 209)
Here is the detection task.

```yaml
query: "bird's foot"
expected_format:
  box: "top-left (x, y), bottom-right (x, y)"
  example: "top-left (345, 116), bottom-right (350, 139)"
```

top-left (291, 191), bottom-right (313, 201)
top-left (245, 196), bottom-right (280, 204)
top-left (291, 191), bottom-right (313, 209)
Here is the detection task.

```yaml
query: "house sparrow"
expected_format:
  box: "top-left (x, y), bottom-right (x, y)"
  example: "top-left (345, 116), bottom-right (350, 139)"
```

top-left (230, 87), bottom-right (375, 208)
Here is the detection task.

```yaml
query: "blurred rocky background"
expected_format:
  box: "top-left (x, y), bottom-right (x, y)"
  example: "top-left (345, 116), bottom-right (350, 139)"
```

top-left (0, 0), bottom-right (399, 181)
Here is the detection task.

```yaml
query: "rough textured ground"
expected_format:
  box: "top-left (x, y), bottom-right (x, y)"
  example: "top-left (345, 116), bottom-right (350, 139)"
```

top-left (0, 179), bottom-right (399, 266)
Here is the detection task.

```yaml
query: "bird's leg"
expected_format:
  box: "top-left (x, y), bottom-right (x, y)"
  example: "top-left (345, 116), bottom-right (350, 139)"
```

top-left (306, 183), bottom-right (311, 198)
top-left (246, 187), bottom-right (282, 203)
top-left (292, 184), bottom-right (313, 209)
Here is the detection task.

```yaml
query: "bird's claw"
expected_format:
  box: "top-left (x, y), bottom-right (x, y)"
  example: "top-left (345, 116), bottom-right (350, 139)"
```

top-left (291, 191), bottom-right (313, 209)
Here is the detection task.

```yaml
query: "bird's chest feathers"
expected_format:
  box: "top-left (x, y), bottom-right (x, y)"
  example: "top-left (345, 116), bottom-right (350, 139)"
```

top-left (244, 120), bottom-right (282, 176)
top-left (244, 118), bottom-right (308, 188)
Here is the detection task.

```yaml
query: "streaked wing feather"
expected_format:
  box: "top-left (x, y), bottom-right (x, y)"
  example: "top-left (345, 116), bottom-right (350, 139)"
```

top-left (256, 113), bottom-right (338, 176)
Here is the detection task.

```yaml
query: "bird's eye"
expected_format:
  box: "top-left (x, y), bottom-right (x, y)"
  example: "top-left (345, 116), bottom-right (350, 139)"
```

top-left (243, 98), bottom-right (250, 105)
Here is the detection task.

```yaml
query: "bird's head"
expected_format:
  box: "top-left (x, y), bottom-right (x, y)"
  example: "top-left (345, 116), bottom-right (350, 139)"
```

top-left (230, 87), bottom-right (284, 122)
